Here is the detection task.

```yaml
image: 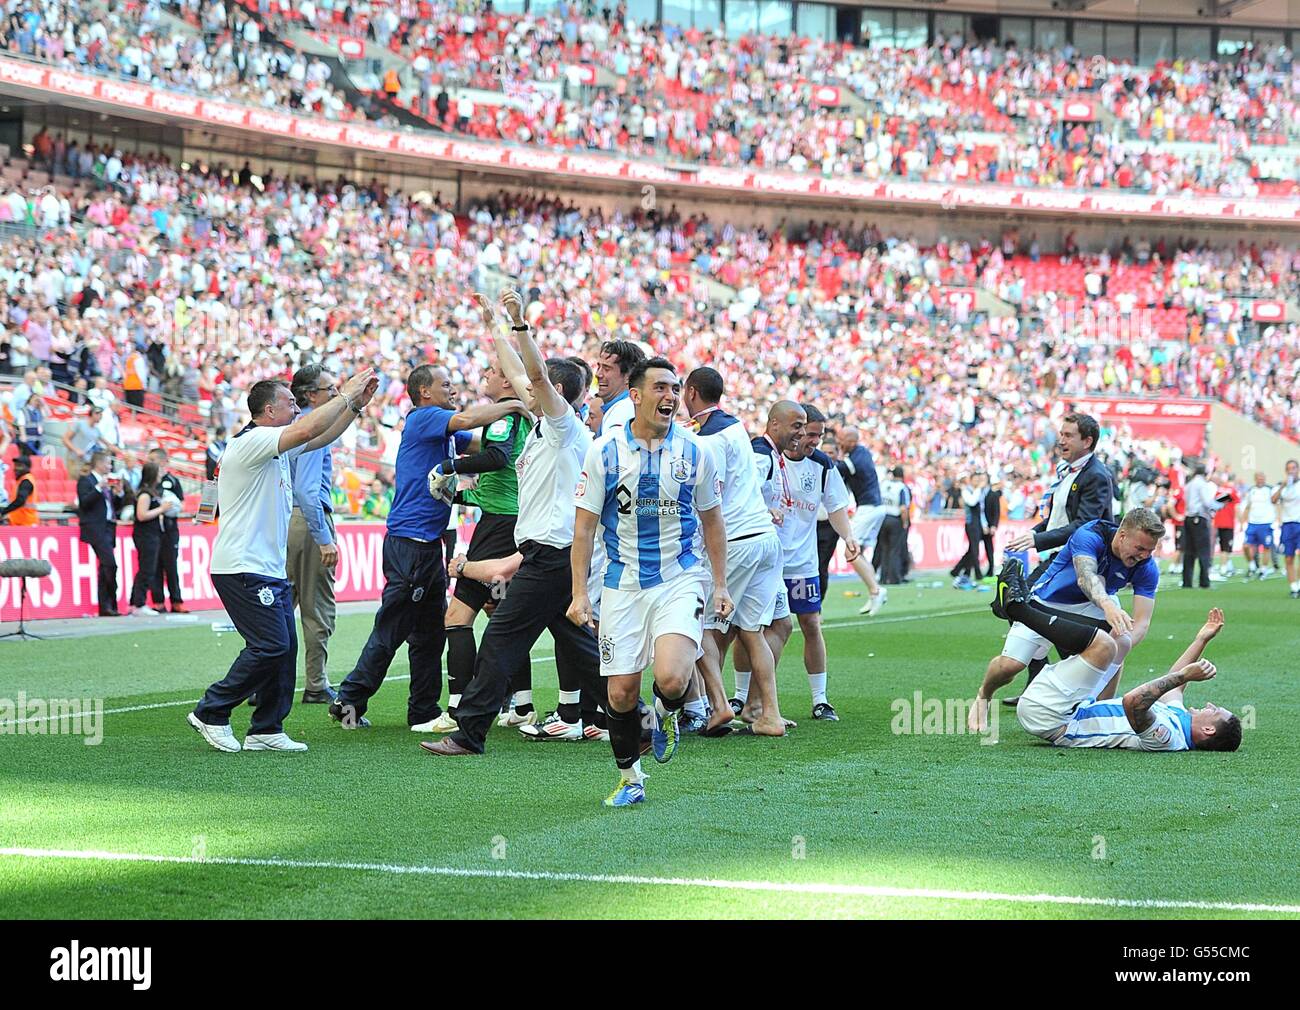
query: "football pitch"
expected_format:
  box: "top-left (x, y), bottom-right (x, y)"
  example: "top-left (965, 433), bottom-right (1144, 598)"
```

top-left (2, 576), bottom-right (1297, 920)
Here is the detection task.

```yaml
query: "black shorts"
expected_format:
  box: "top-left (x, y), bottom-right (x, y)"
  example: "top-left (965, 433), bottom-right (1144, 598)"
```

top-left (1217, 527), bottom-right (1234, 553)
top-left (453, 511), bottom-right (519, 610)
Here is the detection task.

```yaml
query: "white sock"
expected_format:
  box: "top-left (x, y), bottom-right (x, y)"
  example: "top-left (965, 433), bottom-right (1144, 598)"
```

top-left (685, 697), bottom-right (708, 718)
top-left (557, 689), bottom-right (580, 705)
top-left (448, 693), bottom-right (461, 709)
top-left (514, 690), bottom-right (533, 709)
top-left (734, 670), bottom-right (751, 702)
top-left (624, 759), bottom-right (645, 784)
top-left (808, 672), bottom-right (828, 706)
top-left (653, 695), bottom-right (668, 719)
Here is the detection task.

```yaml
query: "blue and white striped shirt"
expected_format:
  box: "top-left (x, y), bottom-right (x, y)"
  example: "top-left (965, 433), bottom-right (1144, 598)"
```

top-left (1056, 698), bottom-right (1193, 751)
top-left (576, 421), bottom-right (722, 590)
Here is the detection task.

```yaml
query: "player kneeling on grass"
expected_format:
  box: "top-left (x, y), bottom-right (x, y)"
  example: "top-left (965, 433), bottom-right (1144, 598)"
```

top-left (987, 560), bottom-right (1239, 751)
top-left (567, 358), bottom-right (734, 807)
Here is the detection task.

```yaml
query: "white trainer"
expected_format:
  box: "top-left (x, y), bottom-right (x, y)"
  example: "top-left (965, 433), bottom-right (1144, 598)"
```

top-left (187, 712), bottom-right (241, 753)
top-left (519, 712), bottom-right (583, 741)
top-left (131, 607), bottom-right (161, 617)
top-left (498, 708), bottom-right (538, 728)
top-left (243, 733), bottom-right (309, 752)
top-left (411, 712), bottom-right (459, 733)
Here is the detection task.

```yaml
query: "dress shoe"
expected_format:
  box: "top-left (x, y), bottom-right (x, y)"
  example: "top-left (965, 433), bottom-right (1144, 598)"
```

top-left (419, 737), bottom-right (477, 756)
top-left (301, 687), bottom-right (337, 704)
top-left (170, 603), bottom-right (189, 614)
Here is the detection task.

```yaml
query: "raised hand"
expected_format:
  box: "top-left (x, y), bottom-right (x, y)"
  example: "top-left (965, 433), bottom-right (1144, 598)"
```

top-left (472, 292), bottom-right (497, 329)
top-left (1182, 659), bottom-right (1217, 682)
top-left (1198, 607), bottom-right (1225, 641)
top-left (499, 288), bottom-right (526, 326)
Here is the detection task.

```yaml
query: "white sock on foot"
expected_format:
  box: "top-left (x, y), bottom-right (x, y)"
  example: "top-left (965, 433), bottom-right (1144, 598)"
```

top-left (625, 759), bottom-right (645, 784)
top-left (808, 672), bottom-right (827, 706)
top-left (734, 670), bottom-right (751, 702)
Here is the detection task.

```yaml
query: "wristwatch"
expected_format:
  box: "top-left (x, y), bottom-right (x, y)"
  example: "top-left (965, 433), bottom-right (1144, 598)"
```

top-left (454, 559), bottom-right (467, 578)
top-left (511, 323), bottom-right (529, 332)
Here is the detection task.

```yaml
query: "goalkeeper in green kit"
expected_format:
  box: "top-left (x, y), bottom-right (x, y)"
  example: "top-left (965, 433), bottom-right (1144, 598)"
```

top-left (423, 350), bottom-right (534, 735)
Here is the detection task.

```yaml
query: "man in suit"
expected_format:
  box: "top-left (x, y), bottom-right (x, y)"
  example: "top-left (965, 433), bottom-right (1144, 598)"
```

top-left (996, 412), bottom-right (1114, 703)
top-left (149, 447), bottom-right (187, 613)
top-left (77, 451), bottom-right (127, 617)
top-left (981, 475), bottom-right (1002, 578)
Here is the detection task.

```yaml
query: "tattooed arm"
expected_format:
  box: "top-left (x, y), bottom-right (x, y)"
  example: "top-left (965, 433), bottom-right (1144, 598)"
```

top-left (1074, 554), bottom-right (1133, 635)
top-left (1123, 659), bottom-right (1217, 733)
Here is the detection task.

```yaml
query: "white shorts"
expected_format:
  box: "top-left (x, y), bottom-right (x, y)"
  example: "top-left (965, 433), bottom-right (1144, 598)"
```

top-left (1015, 654), bottom-right (1110, 740)
top-left (851, 504), bottom-right (889, 550)
top-left (597, 567), bottom-right (709, 677)
top-left (705, 531), bottom-right (783, 633)
top-left (1000, 596), bottom-right (1113, 666)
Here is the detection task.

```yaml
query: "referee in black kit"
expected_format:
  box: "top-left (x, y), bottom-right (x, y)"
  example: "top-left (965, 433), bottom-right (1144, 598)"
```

top-left (187, 368), bottom-right (378, 754)
top-left (422, 291), bottom-right (605, 757)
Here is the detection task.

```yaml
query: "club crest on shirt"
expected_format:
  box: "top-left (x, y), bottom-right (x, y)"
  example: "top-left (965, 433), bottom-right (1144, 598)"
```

top-left (1151, 724), bottom-right (1171, 746)
top-left (598, 635), bottom-right (615, 666)
top-left (800, 473), bottom-right (816, 493)
top-left (412, 587), bottom-right (425, 602)
top-left (257, 586), bottom-right (274, 607)
top-left (670, 458), bottom-right (692, 483)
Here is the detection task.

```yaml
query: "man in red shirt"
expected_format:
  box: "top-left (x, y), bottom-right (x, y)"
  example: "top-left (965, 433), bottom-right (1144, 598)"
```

top-left (1164, 479), bottom-right (1187, 576)
top-left (1214, 473), bottom-right (1240, 577)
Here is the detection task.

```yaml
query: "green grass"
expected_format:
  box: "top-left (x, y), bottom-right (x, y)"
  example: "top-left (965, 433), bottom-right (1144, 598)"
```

top-left (2, 575), bottom-right (1298, 919)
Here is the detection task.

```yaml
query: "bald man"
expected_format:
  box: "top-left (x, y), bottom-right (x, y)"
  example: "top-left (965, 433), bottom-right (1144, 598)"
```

top-left (833, 426), bottom-right (887, 616)
top-left (734, 403), bottom-right (860, 726)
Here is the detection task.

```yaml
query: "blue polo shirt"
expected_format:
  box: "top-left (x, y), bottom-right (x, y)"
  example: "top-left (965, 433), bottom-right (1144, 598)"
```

top-left (386, 405), bottom-right (471, 541)
top-left (1033, 520), bottom-right (1160, 606)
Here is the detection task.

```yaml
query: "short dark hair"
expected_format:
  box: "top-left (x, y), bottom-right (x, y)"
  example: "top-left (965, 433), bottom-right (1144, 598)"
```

top-left (247, 379), bottom-right (288, 418)
top-left (545, 357), bottom-right (585, 405)
top-left (567, 356), bottom-right (592, 389)
top-left (406, 364), bottom-right (438, 403)
top-left (1063, 412), bottom-right (1100, 451)
top-left (14, 455), bottom-right (31, 476)
top-left (1201, 712), bottom-right (1243, 752)
top-left (149, 446), bottom-right (168, 462)
top-left (291, 363), bottom-right (325, 408)
top-left (891, 465), bottom-right (905, 478)
top-left (89, 450), bottom-right (110, 468)
top-left (628, 356), bottom-right (676, 390)
top-left (599, 340), bottom-right (645, 377)
top-left (685, 366), bottom-right (724, 405)
top-left (801, 404), bottom-right (826, 424)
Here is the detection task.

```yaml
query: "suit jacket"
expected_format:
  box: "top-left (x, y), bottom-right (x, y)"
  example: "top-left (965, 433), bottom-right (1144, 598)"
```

top-left (983, 489), bottom-right (1002, 528)
top-left (1031, 455), bottom-right (1114, 553)
top-left (77, 473), bottom-right (125, 545)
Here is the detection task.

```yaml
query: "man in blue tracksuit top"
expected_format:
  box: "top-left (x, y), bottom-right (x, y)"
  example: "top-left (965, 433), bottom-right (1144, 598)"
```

top-left (331, 364), bottom-right (529, 729)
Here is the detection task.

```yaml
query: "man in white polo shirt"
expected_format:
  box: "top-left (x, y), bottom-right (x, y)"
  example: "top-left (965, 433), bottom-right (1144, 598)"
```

top-left (422, 291), bottom-right (605, 756)
top-left (188, 369), bottom-right (378, 754)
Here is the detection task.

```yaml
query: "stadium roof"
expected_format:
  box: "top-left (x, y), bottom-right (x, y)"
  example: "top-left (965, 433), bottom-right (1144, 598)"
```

top-left (847, 0), bottom-right (1299, 29)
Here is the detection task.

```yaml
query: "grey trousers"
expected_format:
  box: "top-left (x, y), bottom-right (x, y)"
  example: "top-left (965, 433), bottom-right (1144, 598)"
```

top-left (287, 510), bottom-right (337, 693)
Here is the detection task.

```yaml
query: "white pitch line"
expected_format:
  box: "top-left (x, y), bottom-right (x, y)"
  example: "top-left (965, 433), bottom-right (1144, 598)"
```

top-left (0, 657), bottom-right (555, 729)
top-left (1, 847), bottom-right (1296, 914)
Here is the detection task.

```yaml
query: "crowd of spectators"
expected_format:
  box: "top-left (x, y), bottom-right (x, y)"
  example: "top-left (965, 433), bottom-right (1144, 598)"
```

top-left (4, 0), bottom-right (1296, 195)
top-left (3, 0), bottom-right (399, 124)
top-left (0, 154), bottom-right (1296, 524)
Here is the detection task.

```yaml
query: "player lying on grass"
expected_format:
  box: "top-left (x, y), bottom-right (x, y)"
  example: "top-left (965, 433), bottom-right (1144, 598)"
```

top-left (980, 560), bottom-right (1240, 751)
top-left (973, 508), bottom-right (1161, 724)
